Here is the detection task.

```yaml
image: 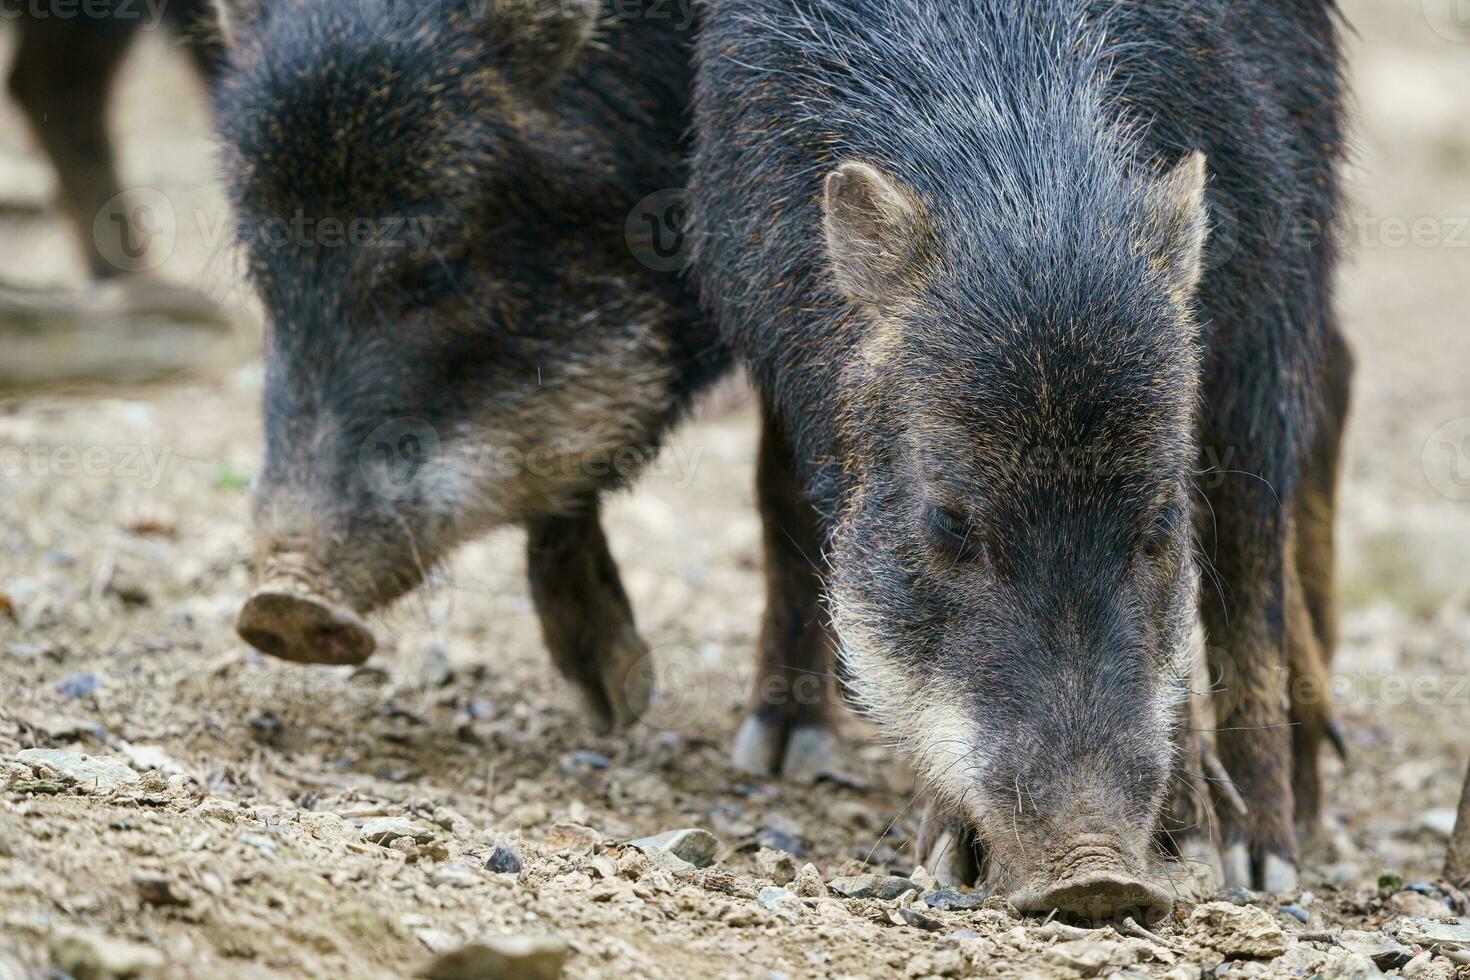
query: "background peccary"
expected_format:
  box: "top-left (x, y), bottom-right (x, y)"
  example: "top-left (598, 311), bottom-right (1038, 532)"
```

top-left (217, 0), bottom-right (731, 732)
top-left (694, 0), bottom-right (1350, 917)
top-left (3, 0), bottom-right (222, 279)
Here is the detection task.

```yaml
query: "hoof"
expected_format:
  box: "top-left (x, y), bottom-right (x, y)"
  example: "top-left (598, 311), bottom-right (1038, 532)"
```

top-left (730, 712), bottom-right (836, 782)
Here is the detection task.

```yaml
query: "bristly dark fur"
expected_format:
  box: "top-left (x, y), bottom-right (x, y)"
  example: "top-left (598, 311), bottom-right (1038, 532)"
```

top-left (216, 0), bottom-right (728, 728)
top-left (694, 0), bottom-right (1347, 898)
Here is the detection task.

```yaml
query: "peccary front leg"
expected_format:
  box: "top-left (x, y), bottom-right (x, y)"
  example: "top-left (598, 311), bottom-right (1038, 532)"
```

top-left (527, 507), bottom-right (653, 734)
top-left (730, 404), bottom-right (840, 782)
top-left (8, 17), bottom-right (132, 280)
top-left (1199, 472), bottom-right (1298, 892)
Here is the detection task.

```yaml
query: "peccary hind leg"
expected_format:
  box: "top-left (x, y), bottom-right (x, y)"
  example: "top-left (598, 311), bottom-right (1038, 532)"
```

top-left (730, 404), bottom-right (840, 782)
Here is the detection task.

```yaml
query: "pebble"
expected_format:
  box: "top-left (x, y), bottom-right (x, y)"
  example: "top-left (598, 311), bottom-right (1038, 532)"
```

top-left (55, 673), bottom-right (101, 700)
top-left (1418, 808), bottom-right (1458, 839)
top-left (1046, 939), bottom-right (1138, 973)
top-left (421, 935), bottom-right (569, 980)
top-left (1282, 904), bottom-right (1310, 923)
top-left (1187, 901), bottom-right (1289, 959)
top-left (484, 842), bottom-right (524, 875)
top-left (561, 751), bottom-right (610, 774)
top-left (430, 864), bottom-right (481, 889)
top-left (827, 874), bottom-right (921, 901)
top-left (544, 823), bottom-right (602, 855)
top-left (1217, 886), bottom-right (1259, 906)
top-left (16, 749), bottom-right (138, 793)
top-left (360, 817), bottom-right (434, 847)
top-left (49, 928), bottom-right (164, 979)
top-left (758, 886), bottom-right (803, 923)
top-left (794, 863), bottom-right (827, 898)
top-left (239, 832), bottom-right (279, 857)
top-left (627, 828), bottom-right (720, 869)
top-left (924, 889), bottom-right (988, 911)
top-left (756, 829), bottom-right (806, 859)
top-left (754, 847), bottom-right (798, 884)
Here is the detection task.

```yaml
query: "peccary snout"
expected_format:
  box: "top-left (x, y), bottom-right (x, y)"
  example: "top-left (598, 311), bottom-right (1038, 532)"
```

top-left (1010, 834), bottom-right (1172, 925)
top-left (236, 551), bottom-right (376, 665)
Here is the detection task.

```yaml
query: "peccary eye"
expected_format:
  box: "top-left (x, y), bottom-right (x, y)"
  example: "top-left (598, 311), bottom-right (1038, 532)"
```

top-left (927, 507), bottom-right (988, 565)
top-left (1137, 504), bottom-right (1184, 562)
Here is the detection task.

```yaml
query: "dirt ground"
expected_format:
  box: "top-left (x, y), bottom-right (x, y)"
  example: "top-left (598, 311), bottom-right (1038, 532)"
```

top-left (1, 1), bottom-right (1468, 977)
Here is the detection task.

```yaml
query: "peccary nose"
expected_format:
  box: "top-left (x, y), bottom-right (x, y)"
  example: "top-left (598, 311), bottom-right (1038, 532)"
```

top-left (238, 589), bottom-right (376, 665)
top-left (238, 549), bottom-right (377, 665)
top-left (1011, 834), bottom-right (1172, 925)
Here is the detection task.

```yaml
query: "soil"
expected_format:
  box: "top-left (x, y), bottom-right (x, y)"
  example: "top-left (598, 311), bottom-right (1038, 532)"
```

top-left (1, 1), bottom-right (1468, 976)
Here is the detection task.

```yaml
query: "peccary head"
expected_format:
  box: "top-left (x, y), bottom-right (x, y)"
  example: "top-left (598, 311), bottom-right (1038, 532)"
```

top-left (821, 151), bottom-right (1209, 920)
top-left (215, 0), bottom-right (686, 658)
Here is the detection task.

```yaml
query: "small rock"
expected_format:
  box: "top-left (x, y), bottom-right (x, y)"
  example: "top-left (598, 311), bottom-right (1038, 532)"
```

top-left (49, 928), bottom-right (164, 979)
top-left (1282, 904), bottom-right (1310, 923)
top-left (106, 572), bottom-right (151, 606)
top-left (1187, 901), bottom-right (1289, 959)
top-left (134, 873), bottom-right (191, 907)
top-left (55, 673), bottom-right (101, 700)
top-left (754, 847), bottom-right (798, 885)
top-left (1217, 886), bottom-right (1259, 905)
top-left (1418, 809), bottom-right (1458, 840)
top-left (924, 889), bottom-right (988, 911)
top-left (560, 751), bottom-right (610, 774)
top-left (544, 823), bottom-right (602, 855)
top-left (1046, 939), bottom-right (1137, 974)
top-left (828, 874), bottom-right (921, 901)
top-left (430, 864), bottom-right (480, 889)
top-left (361, 817), bottom-right (434, 847)
top-left (420, 935), bottom-right (568, 980)
top-left (1338, 930), bottom-right (1413, 969)
top-left (239, 832), bottom-right (278, 857)
top-left (484, 842), bottom-right (523, 875)
top-left (758, 887), bottom-right (802, 923)
top-left (1402, 950), bottom-right (1457, 980)
top-left (1391, 917), bottom-right (1470, 952)
top-left (627, 828), bottom-right (720, 868)
top-left (794, 863), bottom-right (827, 898)
top-left (16, 749), bottom-right (138, 793)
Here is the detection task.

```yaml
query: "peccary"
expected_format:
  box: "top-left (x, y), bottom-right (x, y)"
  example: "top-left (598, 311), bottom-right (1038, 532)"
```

top-left (218, 0), bottom-right (734, 732)
top-left (693, 0), bottom-right (1351, 916)
top-left (3, 0), bottom-right (222, 279)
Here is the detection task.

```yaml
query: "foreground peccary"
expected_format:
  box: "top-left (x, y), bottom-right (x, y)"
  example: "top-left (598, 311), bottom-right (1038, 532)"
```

top-left (4, 0), bottom-right (222, 280)
top-left (694, 0), bottom-right (1350, 916)
top-left (216, 0), bottom-right (730, 731)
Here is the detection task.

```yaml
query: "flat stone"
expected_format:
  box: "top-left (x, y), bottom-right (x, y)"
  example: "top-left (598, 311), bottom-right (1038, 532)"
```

top-left (484, 842), bottom-right (523, 875)
top-left (49, 928), bottom-right (164, 979)
top-left (1419, 809), bottom-right (1458, 839)
top-left (420, 935), bottom-right (568, 980)
top-left (827, 874), bottom-right (921, 901)
top-left (1046, 939), bottom-right (1138, 974)
top-left (627, 828), bottom-right (720, 868)
top-left (361, 817), bottom-right (434, 847)
top-left (924, 889), bottom-right (988, 911)
top-left (16, 749), bottom-right (138, 793)
top-left (1391, 917), bottom-right (1470, 952)
top-left (1187, 901), bottom-right (1290, 959)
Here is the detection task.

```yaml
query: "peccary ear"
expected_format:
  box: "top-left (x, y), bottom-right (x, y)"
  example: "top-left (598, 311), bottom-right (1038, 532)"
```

top-left (485, 0), bottom-right (600, 92)
top-left (823, 160), bottom-right (933, 307)
top-left (1148, 151), bottom-right (1210, 300)
top-left (211, 0), bottom-right (263, 48)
